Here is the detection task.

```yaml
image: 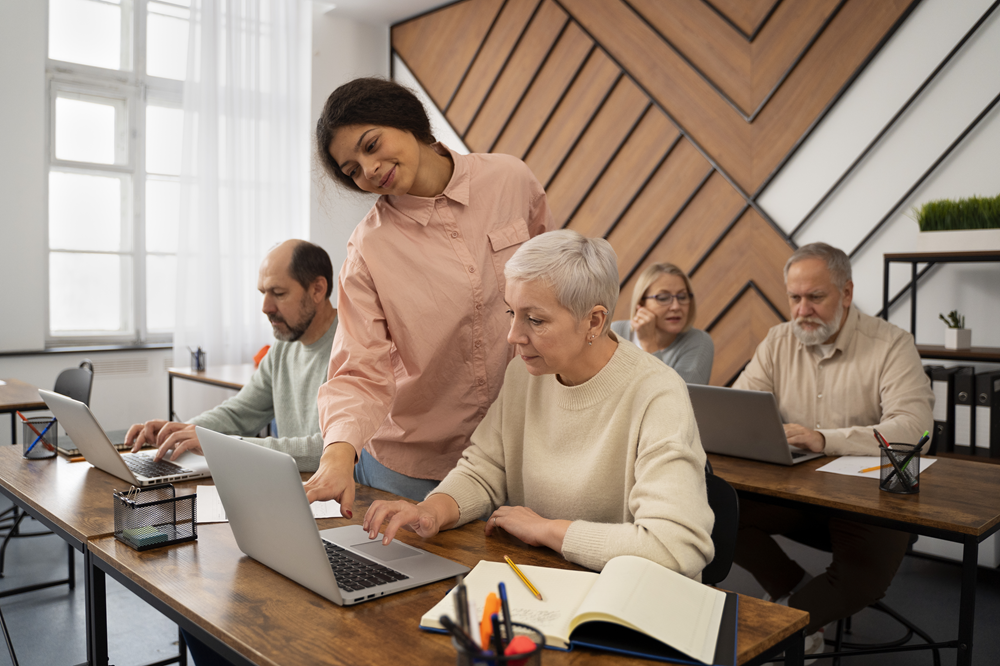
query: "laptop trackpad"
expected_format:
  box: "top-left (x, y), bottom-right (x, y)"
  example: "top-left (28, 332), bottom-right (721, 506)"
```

top-left (350, 540), bottom-right (421, 562)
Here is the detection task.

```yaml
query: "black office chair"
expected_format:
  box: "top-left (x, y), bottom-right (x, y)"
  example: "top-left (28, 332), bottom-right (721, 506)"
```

top-left (0, 360), bottom-right (93, 580)
top-left (52, 359), bottom-right (94, 405)
top-left (703, 462), bottom-right (740, 586)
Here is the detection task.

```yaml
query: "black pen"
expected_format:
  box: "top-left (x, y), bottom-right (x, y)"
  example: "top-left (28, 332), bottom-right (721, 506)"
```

top-left (491, 612), bottom-right (504, 655)
top-left (455, 580), bottom-right (470, 635)
top-left (498, 581), bottom-right (514, 649)
top-left (440, 615), bottom-right (481, 655)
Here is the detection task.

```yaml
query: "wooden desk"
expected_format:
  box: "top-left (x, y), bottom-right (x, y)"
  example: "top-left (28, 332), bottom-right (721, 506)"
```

top-left (167, 365), bottom-right (256, 421)
top-left (88, 484), bottom-right (808, 666)
top-left (0, 378), bottom-right (46, 443)
top-left (708, 453), bottom-right (1000, 666)
top-left (0, 446), bottom-right (199, 664)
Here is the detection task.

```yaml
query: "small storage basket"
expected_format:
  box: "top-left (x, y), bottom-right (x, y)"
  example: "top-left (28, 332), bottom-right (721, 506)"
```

top-left (114, 484), bottom-right (197, 551)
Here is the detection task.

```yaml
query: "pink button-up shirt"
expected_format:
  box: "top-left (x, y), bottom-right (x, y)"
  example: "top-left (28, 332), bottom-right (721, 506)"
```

top-left (318, 145), bottom-right (551, 480)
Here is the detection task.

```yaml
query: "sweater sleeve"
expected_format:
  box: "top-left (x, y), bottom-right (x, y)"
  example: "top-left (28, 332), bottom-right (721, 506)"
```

top-left (426, 384), bottom-right (508, 524)
top-left (560, 386), bottom-right (716, 578)
top-left (188, 361), bottom-right (273, 438)
top-left (239, 433), bottom-right (324, 473)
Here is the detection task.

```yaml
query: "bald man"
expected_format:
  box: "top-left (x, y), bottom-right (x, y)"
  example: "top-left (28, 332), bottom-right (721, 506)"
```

top-left (126, 240), bottom-right (339, 472)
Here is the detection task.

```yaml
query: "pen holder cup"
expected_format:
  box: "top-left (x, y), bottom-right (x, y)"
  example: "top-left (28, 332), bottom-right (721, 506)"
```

top-left (190, 348), bottom-right (206, 372)
top-left (879, 444), bottom-right (921, 495)
top-left (113, 484), bottom-right (197, 551)
top-left (452, 622), bottom-right (545, 666)
top-left (23, 417), bottom-right (57, 459)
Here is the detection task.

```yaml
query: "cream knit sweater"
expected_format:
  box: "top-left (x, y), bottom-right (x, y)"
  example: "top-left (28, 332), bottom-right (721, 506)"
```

top-left (430, 334), bottom-right (715, 577)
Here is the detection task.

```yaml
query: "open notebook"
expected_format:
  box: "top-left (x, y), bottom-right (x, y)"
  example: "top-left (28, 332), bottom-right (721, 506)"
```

top-left (421, 556), bottom-right (737, 666)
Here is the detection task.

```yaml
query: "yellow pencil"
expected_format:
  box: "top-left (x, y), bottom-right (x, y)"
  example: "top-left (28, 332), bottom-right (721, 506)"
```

top-left (859, 463), bottom-right (891, 474)
top-left (504, 555), bottom-right (543, 601)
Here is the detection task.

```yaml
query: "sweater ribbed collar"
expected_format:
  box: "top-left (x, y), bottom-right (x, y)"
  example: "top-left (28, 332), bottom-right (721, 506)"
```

top-left (549, 333), bottom-right (642, 411)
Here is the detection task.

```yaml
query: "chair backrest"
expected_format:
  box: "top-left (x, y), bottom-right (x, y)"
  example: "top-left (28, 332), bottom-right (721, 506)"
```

top-left (53, 360), bottom-right (94, 406)
top-left (702, 472), bottom-right (740, 586)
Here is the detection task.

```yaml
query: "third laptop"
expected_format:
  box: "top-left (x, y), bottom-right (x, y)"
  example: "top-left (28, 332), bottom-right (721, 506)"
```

top-left (687, 385), bottom-right (823, 465)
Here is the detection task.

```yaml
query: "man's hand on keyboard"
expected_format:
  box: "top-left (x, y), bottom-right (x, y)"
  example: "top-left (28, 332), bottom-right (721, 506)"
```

top-left (150, 422), bottom-right (204, 462)
top-left (126, 419), bottom-right (168, 453)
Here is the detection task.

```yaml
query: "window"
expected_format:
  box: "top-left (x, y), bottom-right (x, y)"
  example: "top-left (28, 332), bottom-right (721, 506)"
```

top-left (47, 0), bottom-right (188, 344)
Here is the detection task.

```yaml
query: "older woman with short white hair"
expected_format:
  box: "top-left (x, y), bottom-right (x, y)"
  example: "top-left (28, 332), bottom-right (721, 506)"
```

top-left (362, 230), bottom-right (715, 577)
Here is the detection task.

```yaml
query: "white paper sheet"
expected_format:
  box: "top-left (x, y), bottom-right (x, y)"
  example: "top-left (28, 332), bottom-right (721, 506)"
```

top-left (195, 485), bottom-right (341, 523)
top-left (817, 455), bottom-right (937, 479)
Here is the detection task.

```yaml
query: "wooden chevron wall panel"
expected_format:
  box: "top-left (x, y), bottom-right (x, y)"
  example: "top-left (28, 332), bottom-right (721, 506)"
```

top-left (392, 0), bottom-right (920, 384)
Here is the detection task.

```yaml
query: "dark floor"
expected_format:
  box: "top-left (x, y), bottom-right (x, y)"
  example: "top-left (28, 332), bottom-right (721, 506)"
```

top-left (719, 535), bottom-right (1000, 665)
top-left (0, 493), bottom-right (998, 665)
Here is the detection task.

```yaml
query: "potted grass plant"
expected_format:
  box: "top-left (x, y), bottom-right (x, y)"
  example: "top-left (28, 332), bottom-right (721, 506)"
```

top-left (914, 194), bottom-right (1000, 252)
top-left (939, 310), bottom-right (971, 350)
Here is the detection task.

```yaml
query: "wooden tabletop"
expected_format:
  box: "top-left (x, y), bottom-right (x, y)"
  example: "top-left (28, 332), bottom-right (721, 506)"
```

top-left (0, 446), bottom-right (201, 545)
top-left (0, 378), bottom-right (46, 412)
top-left (168, 365), bottom-right (257, 391)
top-left (87, 484), bottom-right (807, 666)
top-left (708, 454), bottom-right (1000, 537)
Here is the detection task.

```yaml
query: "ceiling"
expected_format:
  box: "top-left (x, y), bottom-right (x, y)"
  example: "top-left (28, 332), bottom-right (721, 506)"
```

top-left (314, 0), bottom-right (455, 26)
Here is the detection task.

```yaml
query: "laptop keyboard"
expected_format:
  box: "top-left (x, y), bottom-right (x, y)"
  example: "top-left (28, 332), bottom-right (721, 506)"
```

top-left (323, 540), bottom-right (409, 592)
top-left (125, 453), bottom-right (192, 478)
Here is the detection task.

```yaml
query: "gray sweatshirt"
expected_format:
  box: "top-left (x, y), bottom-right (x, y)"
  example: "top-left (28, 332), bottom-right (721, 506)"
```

top-left (610, 320), bottom-right (714, 385)
top-left (189, 317), bottom-right (337, 471)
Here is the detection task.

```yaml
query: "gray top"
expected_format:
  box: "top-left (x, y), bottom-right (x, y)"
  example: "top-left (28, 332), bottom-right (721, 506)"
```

top-left (610, 320), bottom-right (714, 385)
top-left (189, 316), bottom-right (337, 472)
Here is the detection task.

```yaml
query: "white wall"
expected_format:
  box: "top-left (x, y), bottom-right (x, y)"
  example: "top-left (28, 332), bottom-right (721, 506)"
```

top-left (0, 3), bottom-right (391, 443)
top-left (0, 0), bottom-right (47, 353)
top-left (309, 5), bottom-right (388, 304)
top-left (758, 0), bottom-right (1000, 361)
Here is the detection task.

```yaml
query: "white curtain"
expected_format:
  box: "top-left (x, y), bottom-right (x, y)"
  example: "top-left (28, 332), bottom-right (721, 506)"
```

top-left (173, 0), bottom-right (311, 368)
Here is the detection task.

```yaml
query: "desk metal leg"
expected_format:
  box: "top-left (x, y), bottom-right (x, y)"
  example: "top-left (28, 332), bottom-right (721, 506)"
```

top-left (168, 376), bottom-right (174, 422)
top-left (85, 548), bottom-right (109, 666)
top-left (785, 629), bottom-right (805, 666)
top-left (957, 537), bottom-right (977, 666)
top-left (9, 415), bottom-right (15, 447)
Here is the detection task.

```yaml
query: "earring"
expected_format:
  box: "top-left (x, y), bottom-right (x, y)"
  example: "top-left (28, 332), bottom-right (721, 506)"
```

top-left (589, 334), bottom-right (595, 346)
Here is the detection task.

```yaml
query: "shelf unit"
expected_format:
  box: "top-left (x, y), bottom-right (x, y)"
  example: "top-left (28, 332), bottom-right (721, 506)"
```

top-left (883, 250), bottom-right (1000, 463)
top-left (882, 250), bottom-right (1000, 362)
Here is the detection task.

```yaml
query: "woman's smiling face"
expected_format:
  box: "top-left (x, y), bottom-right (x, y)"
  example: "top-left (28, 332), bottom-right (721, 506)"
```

top-left (328, 125), bottom-right (422, 196)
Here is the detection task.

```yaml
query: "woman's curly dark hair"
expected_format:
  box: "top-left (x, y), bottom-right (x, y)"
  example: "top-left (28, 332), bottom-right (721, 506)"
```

top-left (315, 78), bottom-right (436, 192)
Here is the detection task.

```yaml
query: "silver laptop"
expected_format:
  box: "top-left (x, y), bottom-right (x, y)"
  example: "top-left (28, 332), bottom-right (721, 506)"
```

top-left (40, 390), bottom-right (211, 486)
top-left (197, 427), bottom-right (469, 606)
top-left (688, 385), bottom-right (824, 465)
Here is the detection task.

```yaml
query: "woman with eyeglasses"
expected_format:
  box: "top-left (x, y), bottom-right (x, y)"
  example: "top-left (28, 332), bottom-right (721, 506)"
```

top-left (611, 263), bottom-right (714, 384)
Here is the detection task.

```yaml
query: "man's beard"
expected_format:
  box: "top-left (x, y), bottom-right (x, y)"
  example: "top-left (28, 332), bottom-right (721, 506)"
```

top-left (270, 294), bottom-right (316, 342)
top-left (792, 297), bottom-right (843, 346)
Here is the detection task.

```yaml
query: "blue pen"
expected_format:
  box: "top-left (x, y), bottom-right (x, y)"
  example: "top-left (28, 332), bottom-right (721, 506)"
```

top-left (25, 419), bottom-right (56, 456)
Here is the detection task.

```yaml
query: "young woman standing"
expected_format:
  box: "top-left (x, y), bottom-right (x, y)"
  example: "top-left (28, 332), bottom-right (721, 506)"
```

top-left (305, 78), bottom-right (551, 513)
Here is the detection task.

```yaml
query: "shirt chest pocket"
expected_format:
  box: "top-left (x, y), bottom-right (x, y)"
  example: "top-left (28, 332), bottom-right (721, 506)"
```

top-left (487, 219), bottom-right (530, 295)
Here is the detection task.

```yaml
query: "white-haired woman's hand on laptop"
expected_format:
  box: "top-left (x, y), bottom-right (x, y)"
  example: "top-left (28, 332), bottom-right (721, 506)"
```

top-left (363, 494), bottom-right (460, 546)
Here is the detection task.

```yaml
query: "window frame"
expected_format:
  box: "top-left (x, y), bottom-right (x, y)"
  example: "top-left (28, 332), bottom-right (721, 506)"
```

top-left (45, 0), bottom-right (185, 347)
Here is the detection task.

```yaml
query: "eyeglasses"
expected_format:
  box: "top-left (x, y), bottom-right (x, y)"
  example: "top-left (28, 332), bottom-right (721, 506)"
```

top-left (643, 292), bottom-right (691, 305)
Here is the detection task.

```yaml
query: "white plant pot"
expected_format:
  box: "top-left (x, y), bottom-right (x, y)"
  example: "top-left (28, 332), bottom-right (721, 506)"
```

top-left (944, 328), bottom-right (972, 350)
top-left (916, 228), bottom-right (1000, 253)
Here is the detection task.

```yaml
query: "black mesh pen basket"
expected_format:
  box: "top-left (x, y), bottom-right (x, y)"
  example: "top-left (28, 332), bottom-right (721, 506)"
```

top-left (113, 484), bottom-right (197, 551)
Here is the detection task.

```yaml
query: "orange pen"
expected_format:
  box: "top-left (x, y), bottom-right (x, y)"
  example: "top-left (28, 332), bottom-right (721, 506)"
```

top-left (479, 592), bottom-right (501, 648)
